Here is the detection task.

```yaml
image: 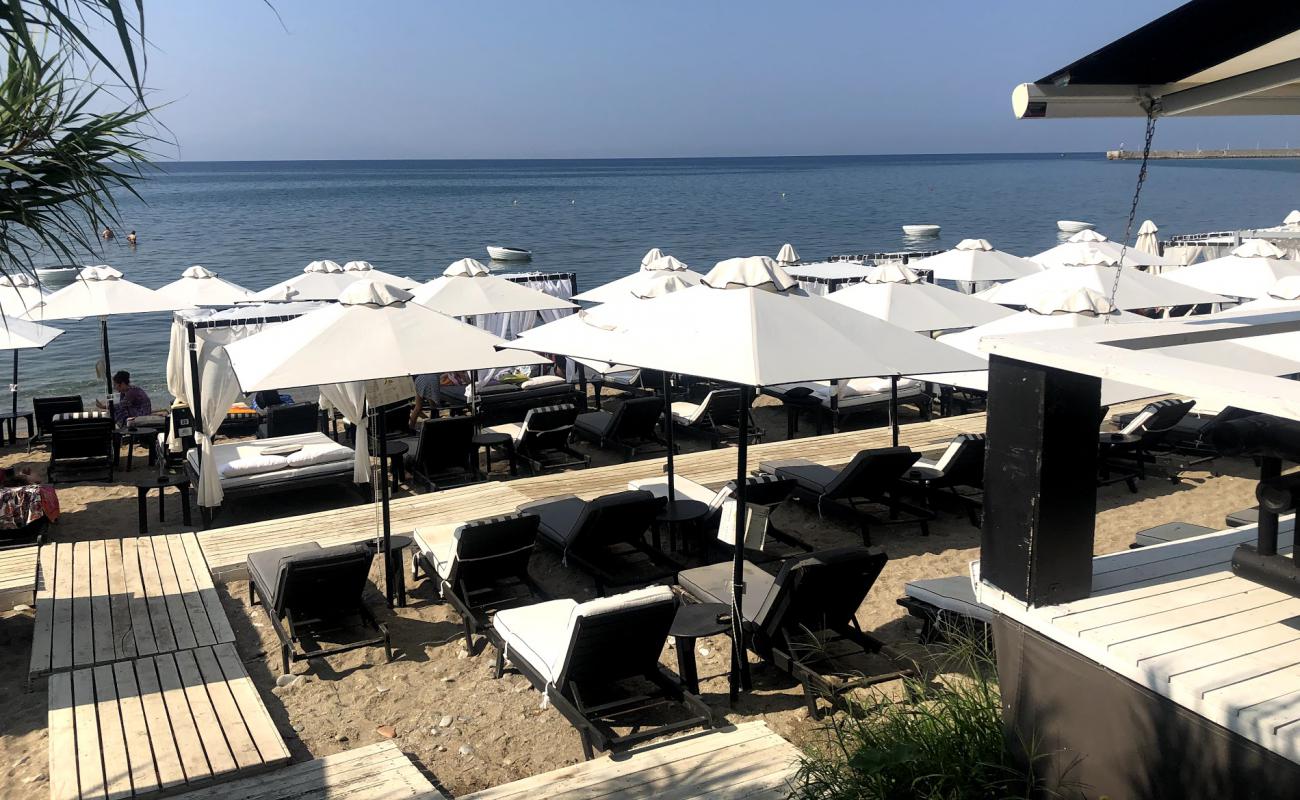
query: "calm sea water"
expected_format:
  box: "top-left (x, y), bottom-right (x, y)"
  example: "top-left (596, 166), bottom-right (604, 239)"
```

top-left (19, 153), bottom-right (1300, 405)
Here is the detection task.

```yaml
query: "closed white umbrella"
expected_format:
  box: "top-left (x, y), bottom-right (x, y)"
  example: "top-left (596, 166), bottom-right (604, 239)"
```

top-left (975, 252), bottom-right (1227, 309)
top-left (910, 239), bottom-right (1043, 284)
top-left (224, 280), bottom-right (548, 603)
top-left (1135, 220), bottom-right (1160, 257)
top-left (157, 265), bottom-right (256, 307)
top-left (571, 255), bottom-right (705, 304)
top-left (1032, 229), bottom-right (1175, 269)
top-left (412, 259), bottom-right (576, 316)
top-left (1162, 239), bottom-right (1300, 300)
top-left (249, 260), bottom-right (370, 302)
top-left (776, 243), bottom-right (800, 265)
top-left (827, 263), bottom-right (1013, 332)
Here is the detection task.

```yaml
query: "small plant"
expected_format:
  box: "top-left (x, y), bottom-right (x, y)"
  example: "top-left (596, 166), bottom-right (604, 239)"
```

top-left (789, 633), bottom-right (1050, 800)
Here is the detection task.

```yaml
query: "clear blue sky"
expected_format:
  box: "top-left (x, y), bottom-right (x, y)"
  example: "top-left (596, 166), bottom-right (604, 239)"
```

top-left (142, 0), bottom-right (1300, 160)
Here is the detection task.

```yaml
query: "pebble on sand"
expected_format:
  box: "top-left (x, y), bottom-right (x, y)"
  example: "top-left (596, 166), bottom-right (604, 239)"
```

top-left (376, 724), bottom-right (397, 739)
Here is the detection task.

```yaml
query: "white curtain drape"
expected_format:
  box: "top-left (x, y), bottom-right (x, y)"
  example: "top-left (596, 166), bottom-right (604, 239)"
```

top-left (794, 279), bottom-right (830, 296)
top-left (476, 275), bottom-right (574, 383)
top-left (319, 381), bottom-right (370, 483)
top-left (195, 345), bottom-right (243, 507)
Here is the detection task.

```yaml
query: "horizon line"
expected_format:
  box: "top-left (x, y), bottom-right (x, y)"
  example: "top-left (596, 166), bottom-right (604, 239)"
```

top-left (150, 150), bottom-right (1106, 164)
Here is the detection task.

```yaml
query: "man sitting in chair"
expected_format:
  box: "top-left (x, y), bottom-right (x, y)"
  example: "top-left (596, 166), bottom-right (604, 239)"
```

top-left (96, 370), bottom-right (153, 426)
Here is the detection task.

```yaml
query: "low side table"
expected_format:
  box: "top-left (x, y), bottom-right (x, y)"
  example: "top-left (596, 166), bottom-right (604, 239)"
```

top-left (472, 431), bottom-right (518, 478)
top-left (367, 533), bottom-right (414, 608)
top-left (384, 440), bottom-right (409, 491)
top-left (782, 395), bottom-right (824, 440)
top-left (654, 498), bottom-right (710, 554)
top-left (669, 601), bottom-right (736, 700)
top-left (117, 425), bottom-right (161, 471)
top-left (132, 473), bottom-right (191, 534)
top-left (0, 410), bottom-right (33, 446)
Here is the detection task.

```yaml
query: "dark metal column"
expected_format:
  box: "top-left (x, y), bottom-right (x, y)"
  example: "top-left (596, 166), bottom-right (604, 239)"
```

top-left (731, 386), bottom-right (753, 692)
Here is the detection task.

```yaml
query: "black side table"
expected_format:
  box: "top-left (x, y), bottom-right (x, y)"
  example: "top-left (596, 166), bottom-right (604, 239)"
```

top-left (654, 498), bottom-right (710, 554)
top-left (472, 431), bottom-right (518, 478)
top-left (367, 533), bottom-right (413, 608)
top-left (0, 410), bottom-right (33, 446)
top-left (132, 473), bottom-right (191, 534)
top-left (116, 426), bottom-right (160, 471)
top-left (670, 601), bottom-right (736, 700)
top-left (782, 395), bottom-right (824, 440)
top-left (384, 440), bottom-right (409, 492)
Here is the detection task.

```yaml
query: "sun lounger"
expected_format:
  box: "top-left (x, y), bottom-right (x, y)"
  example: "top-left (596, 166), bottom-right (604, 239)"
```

top-left (412, 513), bottom-right (545, 652)
top-left (574, 396), bottom-right (668, 460)
top-left (257, 400), bottom-right (320, 438)
top-left (30, 395), bottom-right (85, 452)
top-left (47, 416), bottom-right (115, 484)
top-left (669, 387), bottom-right (763, 448)
top-left (761, 446), bottom-right (933, 542)
top-left (1099, 398), bottom-right (1197, 487)
top-left (1131, 521), bottom-right (1217, 547)
top-left (484, 403), bottom-right (589, 474)
top-left (896, 575), bottom-right (994, 644)
top-left (518, 490), bottom-right (678, 594)
top-left (407, 414), bottom-right (481, 490)
top-left (899, 433), bottom-right (986, 526)
top-left (489, 585), bottom-right (714, 759)
top-left (247, 541), bottom-right (390, 674)
top-left (765, 377), bottom-right (930, 431)
top-left (677, 546), bottom-right (909, 718)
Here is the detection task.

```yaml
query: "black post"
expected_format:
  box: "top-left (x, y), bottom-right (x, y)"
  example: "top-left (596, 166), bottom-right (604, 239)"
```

top-left (10, 350), bottom-right (17, 429)
top-left (982, 355), bottom-right (1100, 606)
top-left (376, 403), bottom-right (394, 607)
top-left (1258, 456), bottom-right (1282, 556)
top-left (662, 371), bottom-right (676, 504)
top-left (731, 385), bottom-right (752, 692)
top-left (889, 375), bottom-right (900, 447)
top-left (187, 322), bottom-right (205, 474)
top-left (100, 317), bottom-right (114, 420)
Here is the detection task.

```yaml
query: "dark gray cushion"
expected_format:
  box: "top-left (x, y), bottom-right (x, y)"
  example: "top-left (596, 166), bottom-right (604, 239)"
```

top-left (575, 410), bottom-right (614, 438)
top-left (247, 542), bottom-right (322, 608)
top-left (519, 496), bottom-right (590, 551)
top-left (774, 463), bottom-right (839, 494)
top-left (676, 559), bottom-right (776, 626)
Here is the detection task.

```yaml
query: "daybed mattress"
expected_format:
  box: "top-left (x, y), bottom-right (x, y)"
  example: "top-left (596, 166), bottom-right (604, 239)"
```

top-left (187, 432), bottom-right (355, 490)
top-left (904, 575), bottom-right (994, 623)
top-left (776, 377), bottom-right (925, 409)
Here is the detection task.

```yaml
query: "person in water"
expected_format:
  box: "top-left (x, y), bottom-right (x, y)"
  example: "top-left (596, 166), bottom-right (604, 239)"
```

top-left (95, 370), bottom-right (153, 426)
top-left (101, 226), bottom-right (115, 240)
top-left (126, 230), bottom-right (137, 245)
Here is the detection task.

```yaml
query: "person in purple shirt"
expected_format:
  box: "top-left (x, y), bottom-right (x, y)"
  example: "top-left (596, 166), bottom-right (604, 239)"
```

top-left (95, 370), bottom-right (153, 426)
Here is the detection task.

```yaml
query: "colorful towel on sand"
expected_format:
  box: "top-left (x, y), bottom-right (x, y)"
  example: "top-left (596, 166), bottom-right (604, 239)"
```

top-left (0, 484), bottom-right (57, 529)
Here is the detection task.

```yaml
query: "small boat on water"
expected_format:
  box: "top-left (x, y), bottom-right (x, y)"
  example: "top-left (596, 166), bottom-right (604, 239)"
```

top-left (35, 266), bottom-right (79, 287)
top-left (902, 224), bottom-right (941, 237)
top-left (1057, 220), bottom-right (1096, 234)
top-left (486, 246), bottom-right (532, 262)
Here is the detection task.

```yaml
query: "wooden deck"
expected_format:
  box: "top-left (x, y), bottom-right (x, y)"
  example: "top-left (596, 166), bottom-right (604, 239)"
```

top-left (30, 533), bottom-right (236, 679)
top-left (0, 541), bottom-right (38, 607)
top-left (459, 721), bottom-right (801, 800)
top-left (167, 741), bottom-right (445, 800)
top-left (976, 516), bottom-right (1300, 763)
top-left (48, 643), bottom-right (291, 800)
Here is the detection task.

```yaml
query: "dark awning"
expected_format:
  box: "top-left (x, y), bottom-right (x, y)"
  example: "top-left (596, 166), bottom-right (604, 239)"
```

top-left (1013, 0), bottom-right (1300, 119)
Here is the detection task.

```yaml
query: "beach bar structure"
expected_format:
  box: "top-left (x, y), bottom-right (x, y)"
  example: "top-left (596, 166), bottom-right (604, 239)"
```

top-left (984, 2), bottom-right (1300, 795)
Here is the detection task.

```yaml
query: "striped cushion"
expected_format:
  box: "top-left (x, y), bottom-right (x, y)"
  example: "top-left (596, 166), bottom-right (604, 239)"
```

top-left (51, 411), bottom-right (109, 422)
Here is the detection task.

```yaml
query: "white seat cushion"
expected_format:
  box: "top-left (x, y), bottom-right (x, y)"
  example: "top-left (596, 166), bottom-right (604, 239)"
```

top-left (521, 375), bottom-right (565, 390)
top-left (219, 454), bottom-right (288, 478)
top-left (493, 598), bottom-right (579, 685)
top-left (904, 576), bottom-right (994, 623)
top-left (413, 522), bottom-right (462, 581)
top-left (627, 476), bottom-right (715, 505)
top-left (670, 401), bottom-right (703, 425)
top-left (484, 421), bottom-right (524, 444)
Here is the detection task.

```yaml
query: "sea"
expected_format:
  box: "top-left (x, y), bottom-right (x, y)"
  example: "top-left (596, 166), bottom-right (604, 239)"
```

top-left (18, 153), bottom-right (1300, 404)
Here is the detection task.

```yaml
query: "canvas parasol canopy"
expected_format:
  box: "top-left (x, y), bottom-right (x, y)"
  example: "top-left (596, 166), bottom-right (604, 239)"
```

top-left (910, 239), bottom-right (1043, 285)
top-left (249, 260), bottom-right (370, 302)
top-left (975, 251), bottom-right (1227, 309)
top-left (0, 316), bottom-right (64, 427)
top-left (1232, 275), bottom-right (1300, 312)
top-left (1032, 229), bottom-right (1175, 269)
top-left (827, 263), bottom-right (1013, 332)
top-left (340, 261), bottom-right (418, 289)
top-left (411, 259), bottom-right (575, 317)
top-left (571, 254), bottom-right (705, 304)
top-left (156, 265), bottom-right (256, 307)
top-left (1162, 239), bottom-right (1300, 299)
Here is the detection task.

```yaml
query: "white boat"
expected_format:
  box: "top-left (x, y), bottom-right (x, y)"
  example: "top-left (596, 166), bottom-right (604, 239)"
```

top-left (486, 246), bottom-right (532, 262)
top-left (902, 224), bottom-right (941, 237)
top-left (35, 266), bottom-right (79, 287)
top-left (1056, 220), bottom-right (1096, 234)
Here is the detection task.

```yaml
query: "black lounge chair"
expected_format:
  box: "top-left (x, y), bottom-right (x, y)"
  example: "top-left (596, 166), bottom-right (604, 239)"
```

top-left (30, 395), bottom-right (83, 452)
top-left (1099, 398), bottom-right (1196, 489)
top-left (896, 576), bottom-right (994, 645)
top-left (574, 396), bottom-right (668, 460)
top-left (411, 513), bottom-right (545, 652)
top-left (258, 401), bottom-right (320, 439)
top-left (247, 541), bottom-right (390, 674)
top-left (670, 387), bottom-right (763, 448)
top-left (518, 489), bottom-right (678, 594)
top-left (678, 546), bottom-right (909, 718)
top-left (485, 404), bottom-right (589, 474)
top-left (488, 585), bottom-right (713, 759)
top-left (407, 415), bottom-right (481, 491)
top-left (706, 475), bottom-right (811, 562)
top-left (761, 446), bottom-right (933, 542)
top-left (47, 417), bottom-right (115, 484)
top-left (900, 433), bottom-right (986, 526)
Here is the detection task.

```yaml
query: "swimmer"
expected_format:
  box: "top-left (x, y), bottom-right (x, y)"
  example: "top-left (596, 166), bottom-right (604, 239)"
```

top-left (101, 226), bottom-right (114, 240)
top-left (126, 230), bottom-right (137, 245)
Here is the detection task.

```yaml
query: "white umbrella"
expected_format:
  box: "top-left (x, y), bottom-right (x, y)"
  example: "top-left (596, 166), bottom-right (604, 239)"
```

top-left (224, 280), bottom-right (548, 604)
top-left (571, 255), bottom-right (705, 304)
top-left (1232, 276), bottom-right (1300, 312)
top-left (776, 243), bottom-right (800, 265)
top-left (827, 263), bottom-right (1013, 332)
top-left (26, 265), bottom-right (185, 410)
top-left (910, 239), bottom-right (1043, 284)
top-left (1135, 220), bottom-right (1160, 256)
top-left (157, 265), bottom-right (256, 307)
top-left (1284, 210), bottom-right (1300, 230)
top-left (0, 274), bottom-right (46, 318)
top-left (0, 316), bottom-right (63, 430)
top-left (249, 260), bottom-right (370, 302)
top-left (640, 248), bottom-right (666, 268)
top-left (1032, 229), bottom-right (1174, 269)
top-left (975, 252), bottom-right (1228, 309)
top-left (411, 259), bottom-right (576, 317)
top-left (341, 260), bottom-right (418, 289)
top-left (1162, 239), bottom-right (1300, 300)
top-left (511, 255), bottom-right (984, 694)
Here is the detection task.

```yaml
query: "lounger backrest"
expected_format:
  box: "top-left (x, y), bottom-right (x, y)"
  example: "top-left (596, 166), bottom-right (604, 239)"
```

top-left (934, 434), bottom-right (986, 487)
top-left (752, 546), bottom-right (888, 648)
top-left (710, 473), bottom-right (794, 513)
top-left (274, 542), bottom-right (373, 618)
top-left (264, 401), bottom-right (319, 438)
top-left (446, 513), bottom-right (539, 590)
top-left (579, 489), bottom-right (664, 546)
top-left (414, 415), bottom-right (476, 473)
top-left (823, 447), bottom-right (920, 498)
top-left (713, 475), bottom-right (797, 548)
top-left (554, 585), bottom-right (677, 689)
top-left (34, 395), bottom-right (83, 437)
top-left (696, 388), bottom-right (742, 426)
top-left (50, 418), bottom-right (114, 461)
top-left (1119, 399), bottom-right (1195, 436)
top-left (519, 404), bottom-right (579, 447)
top-left (612, 396), bottom-right (664, 439)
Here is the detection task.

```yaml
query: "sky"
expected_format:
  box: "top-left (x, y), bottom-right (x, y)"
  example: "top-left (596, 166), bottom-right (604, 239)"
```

top-left (136, 0), bottom-right (1300, 161)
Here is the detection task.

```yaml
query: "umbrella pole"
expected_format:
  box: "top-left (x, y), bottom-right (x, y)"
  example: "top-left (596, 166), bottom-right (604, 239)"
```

top-left (100, 317), bottom-right (114, 421)
top-left (376, 403), bottom-right (395, 608)
top-left (890, 375), bottom-right (900, 447)
top-left (11, 350), bottom-right (17, 430)
top-left (662, 371), bottom-right (676, 505)
top-left (731, 385), bottom-right (752, 694)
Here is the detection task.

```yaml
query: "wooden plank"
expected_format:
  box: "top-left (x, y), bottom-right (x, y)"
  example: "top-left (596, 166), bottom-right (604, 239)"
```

top-left (51, 542), bottom-right (76, 671)
top-left (90, 541), bottom-right (117, 665)
top-left (153, 653), bottom-right (212, 783)
top-left (92, 663), bottom-right (134, 800)
top-left (1079, 588), bottom-right (1290, 648)
top-left (121, 537), bottom-right (158, 658)
top-left (165, 535), bottom-right (218, 647)
top-left (1052, 576), bottom-right (1250, 634)
top-left (173, 649), bottom-right (238, 777)
top-left (72, 667), bottom-right (108, 800)
top-left (72, 540), bottom-right (96, 667)
top-left (137, 537), bottom-right (179, 654)
top-left (151, 536), bottom-right (199, 652)
top-left (1112, 596), bottom-right (1300, 666)
top-left (192, 646), bottom-right (262, 770)
top-left (48, 671), bottom-right (80, 800)
top-left (1138, 622), bottom-right (1300, 679)
top-left (133, 657), bottom-right (186, 790)
top-left (179, 533), bottom-right (236, 645)
top-left (30, 542), bottom-right (55, 675)
top-left (112, 659), bottom-right (160, 798)
top-left (211, 643), bottom-right (289, 764)
top-left (104, 540), bottom-right (137, 661)
top-left (1171, 636), bottom-right (1300, 699)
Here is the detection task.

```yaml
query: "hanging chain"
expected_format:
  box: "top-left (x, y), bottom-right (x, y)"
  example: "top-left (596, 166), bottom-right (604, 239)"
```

top-left (1107, 106), bottom-right (1158, 318)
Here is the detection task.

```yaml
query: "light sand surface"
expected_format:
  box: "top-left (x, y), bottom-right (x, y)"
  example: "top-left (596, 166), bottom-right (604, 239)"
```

top-left (0, 399), bottom-right (1265, 797)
